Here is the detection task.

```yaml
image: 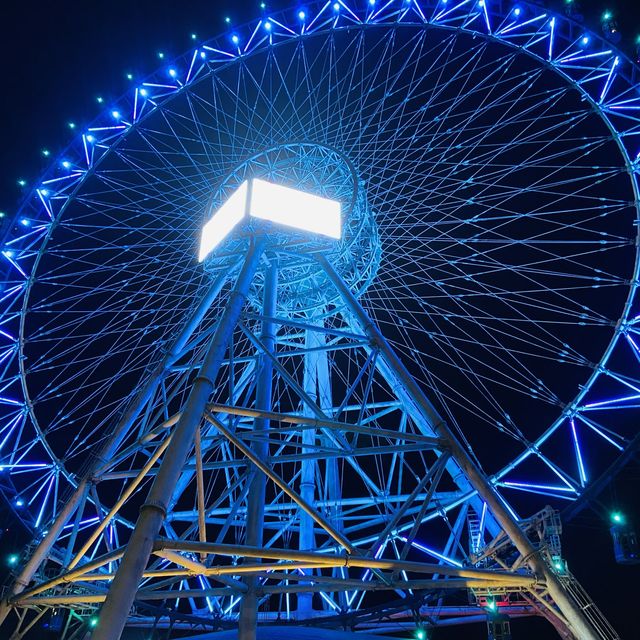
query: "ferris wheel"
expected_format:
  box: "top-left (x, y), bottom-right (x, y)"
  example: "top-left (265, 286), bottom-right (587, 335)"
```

top-left (0, 1), bottom-right (638, 639)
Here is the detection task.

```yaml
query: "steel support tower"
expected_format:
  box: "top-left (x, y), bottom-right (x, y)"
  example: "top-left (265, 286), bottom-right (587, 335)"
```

top-left (0, 217), bottom-right (615, 638)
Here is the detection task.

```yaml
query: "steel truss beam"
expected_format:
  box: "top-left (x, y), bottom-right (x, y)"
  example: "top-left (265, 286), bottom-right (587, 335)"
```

top-left (2, 247), bottom-right (608, 640)
top-left (13, 541), bottom-right (538, 606)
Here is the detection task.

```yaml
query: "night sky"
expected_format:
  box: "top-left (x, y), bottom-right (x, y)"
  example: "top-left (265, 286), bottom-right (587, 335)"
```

top-left (1, 1), bottom-right (640, 639)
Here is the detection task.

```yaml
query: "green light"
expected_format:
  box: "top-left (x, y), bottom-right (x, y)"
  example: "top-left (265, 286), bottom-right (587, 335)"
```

top-left (68, 121), bottom-right (76, 129)
top-left (7, 554), bottom-right (18, 566)
top-left (611, 511), bottom-right (624, 525)
top-left (603, 11), bottom-right (612, 21)
top-left (487, 600), bottom-right (497, 612)
top-left (126, 73), bottom-right (133, 80)
top-left (260, 2), bottom-right (266, 8)
top-left (42, 149), bottom-right (50, 157)
top-left (191, 33), bottom-right (197, 40)
top-left (554, 561), bottom-right (563, 570)
top-left (415, 629), bottom-right (426, 640)
top-left (225, 16), bottom-right (231, 24)
top-left (0, 212), bottom-right (6, 218)
top-left (17, 179), bottom-right (26, 187)
top-left (97, 96), bottom-right (104, 104)
top-left (88, 616), bottom-right (98, 628)
top-left (158, 52), bottom-right (165, 59)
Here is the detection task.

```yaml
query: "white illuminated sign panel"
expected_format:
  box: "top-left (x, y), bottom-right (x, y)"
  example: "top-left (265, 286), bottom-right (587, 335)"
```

top-left (198, 181), bottom-right (248, 261)
top-left (198, 179), bottom-right (341, 262)
top-left (250, 178), bottom-right (342, 240)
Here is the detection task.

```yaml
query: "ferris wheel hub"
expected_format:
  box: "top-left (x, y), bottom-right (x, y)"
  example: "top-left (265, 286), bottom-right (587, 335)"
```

top-left (202, 142), bottom-right (380, 315)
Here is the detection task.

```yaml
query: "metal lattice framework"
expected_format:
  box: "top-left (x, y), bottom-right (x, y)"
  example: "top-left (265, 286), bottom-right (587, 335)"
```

top-left (1, 1), bottom-right (639, 638)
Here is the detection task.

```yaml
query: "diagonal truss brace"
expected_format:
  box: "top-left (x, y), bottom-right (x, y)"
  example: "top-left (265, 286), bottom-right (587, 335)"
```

top-left (316, 254), bottom-right (602, 640)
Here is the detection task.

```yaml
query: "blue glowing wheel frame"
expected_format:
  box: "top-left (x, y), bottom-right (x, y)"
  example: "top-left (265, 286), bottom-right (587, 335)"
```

top-left (1, 0), bottom-right (640, 619)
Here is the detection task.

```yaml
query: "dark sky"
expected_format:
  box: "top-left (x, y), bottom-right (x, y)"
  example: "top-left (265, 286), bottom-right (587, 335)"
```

top-left (0, 0), bottom-right (639, 217)
top-left (1, 1), bottom-right (639, 639)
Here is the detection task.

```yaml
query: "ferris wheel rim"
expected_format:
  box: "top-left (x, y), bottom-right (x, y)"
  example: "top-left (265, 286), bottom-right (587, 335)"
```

top-left (2, 0), bottom-right (639, 533)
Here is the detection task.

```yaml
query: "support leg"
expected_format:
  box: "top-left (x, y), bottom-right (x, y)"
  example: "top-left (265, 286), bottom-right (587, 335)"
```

top-left (238, 261), bottom-right (277, 640)
top-left (318, 254), bottom-right (601, 640)
top-left (91, 242), bottom-right (263, 640)
top-left (0, 272), bottom-right (228, 628)
top-left (297, 326), bottom-right (321, 618)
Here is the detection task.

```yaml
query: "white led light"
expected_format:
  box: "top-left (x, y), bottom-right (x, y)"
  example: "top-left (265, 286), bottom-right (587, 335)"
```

top-left (198, 181), bottom-right (248, 261)
top-left (249, 178), bottom-right (341, 239)
top-left (198, 178), bottom-right (341, 262)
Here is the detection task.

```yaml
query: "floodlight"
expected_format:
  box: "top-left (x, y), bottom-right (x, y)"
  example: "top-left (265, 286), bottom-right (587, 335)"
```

top-left (198, 179), bottom-right (341, 262)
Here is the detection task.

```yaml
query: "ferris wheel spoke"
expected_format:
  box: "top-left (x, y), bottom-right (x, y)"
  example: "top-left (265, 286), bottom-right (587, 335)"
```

top-left (370, 270), bottom-right (576, 400)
